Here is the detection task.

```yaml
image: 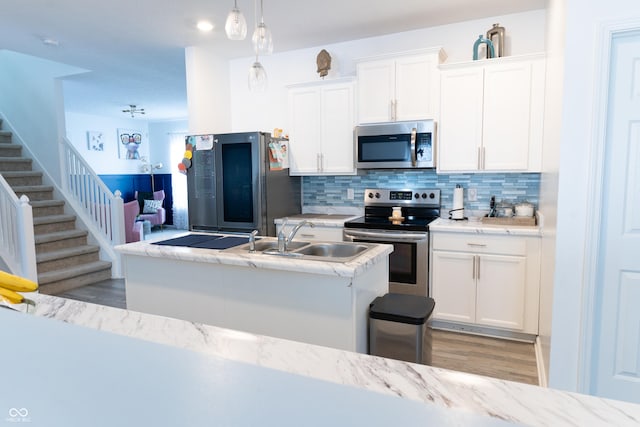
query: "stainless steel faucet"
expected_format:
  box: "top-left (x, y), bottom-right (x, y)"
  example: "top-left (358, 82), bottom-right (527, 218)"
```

top-left (248, 230), bottom-right (259, 253)
top-left (277, 218), bottom-right (314, 253)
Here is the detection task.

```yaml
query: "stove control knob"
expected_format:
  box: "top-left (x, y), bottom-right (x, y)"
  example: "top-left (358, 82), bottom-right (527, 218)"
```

top-left (429, 193), bottom-right (435, 199)
top-left (375, 192), bottom-right (381, 199)
top-left (367, 192), bottom-right (374, 199)
top-left (414, 193), bottom-right (419, 199)
top-left (421, 193), bottom-right (428, 199)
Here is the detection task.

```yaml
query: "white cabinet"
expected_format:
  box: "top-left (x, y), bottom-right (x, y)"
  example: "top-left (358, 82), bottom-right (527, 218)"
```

top-left (430, 232), bottom-right (540, 334)
top-left (356, 48), bottom-right (446, 124)
top-left (287, 78), bottom-right (355, 175)
top-left (438, 54), bottom-right (545, 173)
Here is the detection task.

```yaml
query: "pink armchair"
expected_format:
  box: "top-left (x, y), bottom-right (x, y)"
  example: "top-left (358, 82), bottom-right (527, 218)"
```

top-left (135, 190), bottom-right (166, 229)
top-left (123, 200), bottom-right (143, 243)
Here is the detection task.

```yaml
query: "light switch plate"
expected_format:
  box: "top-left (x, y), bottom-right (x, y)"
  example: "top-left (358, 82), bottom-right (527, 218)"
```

top-left (468, 188), bottom-right (478, 202)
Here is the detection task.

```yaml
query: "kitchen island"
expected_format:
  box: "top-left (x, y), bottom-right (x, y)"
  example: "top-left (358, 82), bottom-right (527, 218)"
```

top-left (115, 234), bottom-right (392, 353)
top-left (2, 294), bottom-right (639, 426)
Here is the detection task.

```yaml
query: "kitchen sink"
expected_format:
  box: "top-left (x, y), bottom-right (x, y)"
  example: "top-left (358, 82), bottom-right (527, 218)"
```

top-left (295, 243), bottom-right (369, 258)
top-left (250, 240), bottom-right (309, 252)
top-left (226, 239), bottom-right (373, 262)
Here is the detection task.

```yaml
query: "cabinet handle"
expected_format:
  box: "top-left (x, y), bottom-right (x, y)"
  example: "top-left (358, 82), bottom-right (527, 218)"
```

top-left (317, 153), bottom-right (321, 171)
top-left (477, 255), bottom-right (481, 280)
top-left (472, 255), bottom-right (476, 279)
top-left (299, 233), bottom-right (315, 238)
top-left (390, 100), bottom-right (396, 121)
top-left (467, 243), bottom-right (487, 247)
top-left (477, 147), bottom-right (482, 170)
top-left (481, 146), bottom-right (486, 170)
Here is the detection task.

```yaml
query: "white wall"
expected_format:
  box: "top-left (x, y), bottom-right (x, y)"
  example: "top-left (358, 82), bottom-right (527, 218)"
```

top-left (0, 50), bottom-right (86, 185)
top-left (65, 112), bottom-right (187, 176)
top-left (65, 112), bottom-right (151, 175)
top-left (226, 10), bottom-right (546, 133)
top-left (184, 46), bottom-right (231, 135)
top-left (549, 0), bottom-right (640, 393)
top-left (537, 0), bottom-right (565, 386)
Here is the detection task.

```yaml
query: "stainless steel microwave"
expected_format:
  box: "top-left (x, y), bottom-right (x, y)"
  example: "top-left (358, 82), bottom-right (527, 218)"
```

top-left (355, 120), bottom-right (436, 169)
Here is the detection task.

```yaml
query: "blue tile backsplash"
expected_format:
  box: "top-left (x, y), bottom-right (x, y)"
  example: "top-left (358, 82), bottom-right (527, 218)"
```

top-left (303, 170), bottom-right (540, 213)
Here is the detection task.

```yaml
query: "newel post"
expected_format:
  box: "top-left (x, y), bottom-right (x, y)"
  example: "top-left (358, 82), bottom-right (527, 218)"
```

top-left (112, 190), bottom-right (125, 245)
top-left (17, 195), bottom-right (38, 283)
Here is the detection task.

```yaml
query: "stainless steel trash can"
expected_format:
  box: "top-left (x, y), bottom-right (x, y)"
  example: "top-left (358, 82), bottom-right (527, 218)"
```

top-left (369, 293), bottom-right (436, 365)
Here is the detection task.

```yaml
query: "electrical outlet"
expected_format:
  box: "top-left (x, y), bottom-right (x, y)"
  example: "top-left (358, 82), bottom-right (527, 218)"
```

top-left (468, 188), bottom-right (478, 202)
top-left (347, 188), bottom-right (355, 200)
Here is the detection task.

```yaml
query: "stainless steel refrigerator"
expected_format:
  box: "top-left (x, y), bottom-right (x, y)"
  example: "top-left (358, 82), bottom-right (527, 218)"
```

top-left (185, 132), bottom-right (301, 236)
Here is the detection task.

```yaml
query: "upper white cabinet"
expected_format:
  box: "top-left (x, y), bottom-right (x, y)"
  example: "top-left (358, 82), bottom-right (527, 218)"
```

top-left (437, 54), bottom-right (546, 173)
top-left (356, 48), bottom-right (446, 124)
top-left (287, 78), bottom-right (356, 175)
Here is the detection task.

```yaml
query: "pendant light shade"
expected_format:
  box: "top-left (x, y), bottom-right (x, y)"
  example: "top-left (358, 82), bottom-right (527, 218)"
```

top-left (252, 22), bottom-right (273, 55)
top-left (248, 60), bottom-right (268, 92)
top-left (252, 0), bottom-right (273, 55)
top-left (225, 1), bottom-right (247, 40)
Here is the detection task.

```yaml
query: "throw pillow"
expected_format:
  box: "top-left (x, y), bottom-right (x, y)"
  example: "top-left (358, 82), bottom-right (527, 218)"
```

top-left (143, 199), bottom-right (162, 214)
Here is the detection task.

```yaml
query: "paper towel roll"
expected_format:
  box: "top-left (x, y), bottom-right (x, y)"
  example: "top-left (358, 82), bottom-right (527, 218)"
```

top-left (451, 186), bottom-right (464, 219)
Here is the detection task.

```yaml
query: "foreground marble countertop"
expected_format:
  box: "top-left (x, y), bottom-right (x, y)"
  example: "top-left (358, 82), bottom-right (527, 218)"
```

top-left (429, 217), bottom-right (542, 237)
top-left (5, 294), bottom-right (640, 426)
top-left (116, 233), bottom-right (392, 279)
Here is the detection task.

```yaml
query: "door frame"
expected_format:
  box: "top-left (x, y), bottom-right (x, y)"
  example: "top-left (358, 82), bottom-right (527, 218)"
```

top-left (579, 18), bottom-right (640, 394)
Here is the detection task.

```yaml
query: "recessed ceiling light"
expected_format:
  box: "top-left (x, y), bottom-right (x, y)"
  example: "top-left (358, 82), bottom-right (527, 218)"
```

top-left (42, 38), bottom-right (59, 46)
top-left (197, 21), bottom-right (214, 32)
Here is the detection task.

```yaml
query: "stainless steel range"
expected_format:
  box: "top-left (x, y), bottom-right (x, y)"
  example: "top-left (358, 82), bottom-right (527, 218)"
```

top-left (343, 188), bottom-right (441, 297)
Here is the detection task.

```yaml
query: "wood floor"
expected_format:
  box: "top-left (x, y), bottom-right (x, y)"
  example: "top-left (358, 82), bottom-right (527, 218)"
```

top-left (57, 238), bottom-right (539, 386)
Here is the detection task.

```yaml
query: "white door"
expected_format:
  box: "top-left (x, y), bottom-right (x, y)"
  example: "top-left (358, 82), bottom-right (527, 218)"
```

top-left (356, 59), bottom-right (395, 124)
top-left (395, 54), bottom-right (436, 121)
top-left (593, 31), bottom-right (640, 402)
top-left (288, 87), bottom-right (321, 175)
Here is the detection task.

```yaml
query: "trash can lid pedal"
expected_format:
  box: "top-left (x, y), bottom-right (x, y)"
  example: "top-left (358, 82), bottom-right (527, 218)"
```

top-left (369, 293), bottom-right (435, 325)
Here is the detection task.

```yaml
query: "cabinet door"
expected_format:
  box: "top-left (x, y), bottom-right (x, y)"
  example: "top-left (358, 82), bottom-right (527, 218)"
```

top-left (431, 251), bottom-right (476, 323)
top-left (356, 59), bottom-right (395, 124)
top-left (288, 88), bottom-right (321, 175)
top-left (320, 83), bottom-right (355, 174)
top-left (475, 254), bottom-right (527, 330)
top-left (438, 68), bottom-right (484, 172)
top-left (395, 54), bottom-right (439, 121)
top-left (482, 61), bottom-right (533, 170)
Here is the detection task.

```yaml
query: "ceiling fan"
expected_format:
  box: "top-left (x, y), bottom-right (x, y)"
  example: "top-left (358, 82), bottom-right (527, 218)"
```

top-left (122, 104), bottom-right (145, 118)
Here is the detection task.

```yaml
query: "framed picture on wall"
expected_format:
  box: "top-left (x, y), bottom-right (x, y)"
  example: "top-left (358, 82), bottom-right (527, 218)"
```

top-left (87, 131), bottom-right (104, 151)
top-left (117, 128), bottom-right (143, 160)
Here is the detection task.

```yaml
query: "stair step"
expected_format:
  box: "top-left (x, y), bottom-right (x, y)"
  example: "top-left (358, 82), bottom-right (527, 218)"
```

top-left (30, 199), bottom-right (65, 217)
top-left (0, 144), bottom-right (22, 157)
top-left (1, 171), bottom-right (43, 186)
top-left (33, 214), bottom-right (76, 235)
top-left (12, 184), bottom-right (54, 201)
top-left (0, 131), bottom-right (11, 144)
top-left (0, 157), bottom-right (32, 171)
top-left (35, 229), bottom-right (89, 254)
top-left (37, 260), bottom-right (113, 295)
top-left (36, 245), bottom-right (101, 273)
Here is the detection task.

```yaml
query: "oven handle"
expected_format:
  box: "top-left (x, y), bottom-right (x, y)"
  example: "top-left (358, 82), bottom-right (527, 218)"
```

top-left (344, 229), bottom-right (428, 242)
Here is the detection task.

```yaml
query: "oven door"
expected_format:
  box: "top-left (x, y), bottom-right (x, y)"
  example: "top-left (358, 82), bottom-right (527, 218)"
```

top-left (343, 229), bottom-right (428, 297)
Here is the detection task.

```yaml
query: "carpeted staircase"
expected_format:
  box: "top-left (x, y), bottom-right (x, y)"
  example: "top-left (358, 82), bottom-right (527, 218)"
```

top-left (0, 119), bottom-right (112, 294)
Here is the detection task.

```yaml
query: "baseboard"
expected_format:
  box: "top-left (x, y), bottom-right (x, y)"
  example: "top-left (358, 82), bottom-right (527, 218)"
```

top-left (535, 336), bottom-right (548, 387)
top-left (430, 320), bottom-right (537, 343)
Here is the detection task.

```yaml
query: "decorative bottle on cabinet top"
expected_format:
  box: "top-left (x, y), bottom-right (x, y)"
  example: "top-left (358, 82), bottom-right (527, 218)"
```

top-left (486, 23), bottom-right (506, 57)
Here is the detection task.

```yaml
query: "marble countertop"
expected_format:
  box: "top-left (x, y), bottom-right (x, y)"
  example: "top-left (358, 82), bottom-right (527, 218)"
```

top-left (5, 294), bottom-right (640, 426)
top-left (274, 213), bottom-right (361, 227)
top-left (429, 217), bottom-right (542, 236)
top-left (115, 234), bottom-right (392, 279)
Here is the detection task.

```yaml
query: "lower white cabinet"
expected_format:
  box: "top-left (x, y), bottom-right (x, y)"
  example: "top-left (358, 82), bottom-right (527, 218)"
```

top-left (430, 232), bottom-right (540, 334)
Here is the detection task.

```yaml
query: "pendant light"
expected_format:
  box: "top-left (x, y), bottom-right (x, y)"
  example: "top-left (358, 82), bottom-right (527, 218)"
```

top-left (225, 0), bottom-right (247, 40)
top-left (252, 0), bottom-right (273, 55)
top-left (248, 56), bottom-right (268, 92)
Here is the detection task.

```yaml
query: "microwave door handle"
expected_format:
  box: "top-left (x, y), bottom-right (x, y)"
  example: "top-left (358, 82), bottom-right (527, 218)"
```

top-left (410, 127), bottom-right (417, 166)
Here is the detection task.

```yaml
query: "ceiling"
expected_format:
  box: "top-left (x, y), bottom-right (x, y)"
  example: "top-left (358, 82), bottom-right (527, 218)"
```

top-left (0, 0), bottom-right (545, 121)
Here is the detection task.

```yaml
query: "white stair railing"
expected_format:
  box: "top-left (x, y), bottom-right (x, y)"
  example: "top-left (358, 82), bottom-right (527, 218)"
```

top-left (0, 176), bottom-right (38, 282)
top-left (61, 137), bottom-right (125, 275)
